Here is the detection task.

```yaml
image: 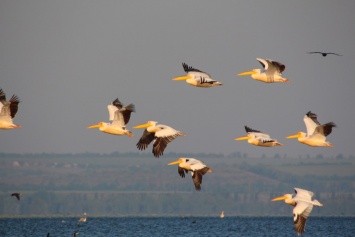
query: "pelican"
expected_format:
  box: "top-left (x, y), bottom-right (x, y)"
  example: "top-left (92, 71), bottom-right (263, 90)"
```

top-left (88, 98), bottom-right (135, 137)
top-left (134, 121), bottom-right (185, 158)
top-left (286, 111), bottom-right (336, 147)
top-left (11, 193), bottom-right (20, 200)
top-left (237, 58), bottom-right (290, 83)
top-left (0, 88), bottom-right (20, 129)
top-left (307, 52), bottom-right (342, 57)
top-left (235, 126), bottom-right (284, 147)
top-left (272, 188), bottom-right (323, 235)
top-left (168, 158), bottom-right (212, 191)
top-left (172, 63), bottom-right (223, 87)
top-left (78, 213), bottom-right (87, 224)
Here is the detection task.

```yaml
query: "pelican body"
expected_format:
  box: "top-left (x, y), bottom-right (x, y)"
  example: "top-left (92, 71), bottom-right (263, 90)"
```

top-left (272, 188), bottom-right (323, 235)
top-left (287, 111), bottom-right (336, 147)
top-left (88, 98), bottom-right (135, 137)
top-left (134, 121), bottom-right (185, 158)
top-left (168, 158), bottom-right (212, 191)
top-left (172, 63), bottom-right (222, 87)
top-left (78, 212), bottom-right (87, 223)
top-left (0, 88), bottom-right (20, 129)
top-left (238, 58), bottom-right (289, 83)
top-left (235, 126), bottom-right (283, 147)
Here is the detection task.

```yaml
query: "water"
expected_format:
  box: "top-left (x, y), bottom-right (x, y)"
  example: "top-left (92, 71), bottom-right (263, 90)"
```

top-left (0, 216), bottom-right (354, 237)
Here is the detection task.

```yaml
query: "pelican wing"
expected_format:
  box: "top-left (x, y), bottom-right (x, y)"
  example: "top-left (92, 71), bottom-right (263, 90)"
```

top-left (245, 126), bottom-right (262, 133)
top-left (111, 110), bottom-right (125, 128)
top-left (182, 63), bottom-right (211, 78)
top-left (178, 166), bottom-right (188, 178)
top-left (257, 58), bottom-right (285, 74)
top-left (191, 167), bottom-right (210, 191)
top-left (152, 125), bottom-right (183, 157)
top-left (304, 112), bottom-right (320, 136)
top-left (313, 122), bottom-right (336, 137)
top-left (112, 98), bottom-right (123, 109)
top-left (107, 104), bottom-right (119, 121)
top-left (136, 130), bottom-right (155, 151)
top-left (9, 95), bottom-right (20, 118)
top-left (293, 201), bottom-right (313, 235)
top-left (0, 89), bottom-right (7, 105)
top-left (121, 104), bottom-right (135, 124)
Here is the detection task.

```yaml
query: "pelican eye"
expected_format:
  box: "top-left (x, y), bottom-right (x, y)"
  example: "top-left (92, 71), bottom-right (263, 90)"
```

top-left (186, 159), bottom-right (189, 162)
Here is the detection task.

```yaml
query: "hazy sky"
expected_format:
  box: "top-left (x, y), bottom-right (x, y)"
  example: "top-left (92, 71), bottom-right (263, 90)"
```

top-left (1, 1), bottom-right (354, 158)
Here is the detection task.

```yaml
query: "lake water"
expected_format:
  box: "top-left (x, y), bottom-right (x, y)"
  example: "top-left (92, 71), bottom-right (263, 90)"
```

top-left (0, 216), bottom-right (354, 237)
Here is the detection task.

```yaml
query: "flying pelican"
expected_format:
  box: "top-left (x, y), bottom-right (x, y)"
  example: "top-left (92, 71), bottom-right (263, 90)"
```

top-left (88, 98), bottom-right (135, 137)
top-left (0, 88), bottom-right (20, 129)
top-left (286, 111), bottom-right (336, 147)
top-left (172, 63), bottom-right (223, 87)
top-left (168, 158), bottom-right (212, 191)
top-left (307, 52), bottom-right (342, 57)
top-left (237, 58), bottom-right (290, 83)
top-left (272, 188), bottom-right (323, 235)
top-left (235, 126), bottom-right (284, 147)
top-left (134, 121), bottom-right (185, 158)
top-left (11, 193), bottom-right (20, 200)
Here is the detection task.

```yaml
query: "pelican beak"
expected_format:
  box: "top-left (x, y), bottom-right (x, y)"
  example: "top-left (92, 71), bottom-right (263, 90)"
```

top-left (235, 136), bottom-right (249, 141)
top-left (271, 195), bottom-right (287, 201)
top-left (172, 75), bottom-right (191, 81)
top-left (133, 122), bottom-right (152, 129)
top-left (237, 70), bottom-right (256, 76)
top-left (286, 133), bottom-right (299, 139)
top-left (87, 123), bottom-right (100, 129)
top-left (168, 159), bottom-right (181, 165)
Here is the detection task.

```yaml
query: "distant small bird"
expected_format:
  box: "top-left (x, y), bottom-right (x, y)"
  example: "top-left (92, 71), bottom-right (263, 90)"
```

top-left (0, 88), bottom-right (20, 129)
top-left (168, 158), bottom-right (212, 191)
top-left (307, 52), bottom-right (342, 57)
top-left (77, 213), bottom-right (87, 225)
top-left (172, 63), bottom-right (223, 87)
top-left (11, 193), bottom-right (20, 200)
top-left (74, 231), bottom-right (79, 236)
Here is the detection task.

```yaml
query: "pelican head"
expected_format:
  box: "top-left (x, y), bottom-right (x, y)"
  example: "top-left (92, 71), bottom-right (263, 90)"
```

top-left (237, 69), bottom-right (260, 76)
top-left (168, 158), bottom-right (183, 166)
top-left (272, 194), bottom-right (295, 205)
top-left (172, 75), bottom-right (192, 81)
top-left (133, 121), bottom-right (157, 129)
top-left (87, 122), bottom-right (105, 129)
top-left (286, 132), bottom-right (305, 139)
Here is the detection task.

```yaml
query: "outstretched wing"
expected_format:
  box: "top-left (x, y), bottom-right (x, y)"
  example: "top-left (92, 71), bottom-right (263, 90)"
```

top-left (136, 130), bottom-right (155, 151)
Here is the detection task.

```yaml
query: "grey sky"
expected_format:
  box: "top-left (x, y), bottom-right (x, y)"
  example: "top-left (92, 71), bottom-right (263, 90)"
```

top-left (1, 0), bottom-right (354, 158)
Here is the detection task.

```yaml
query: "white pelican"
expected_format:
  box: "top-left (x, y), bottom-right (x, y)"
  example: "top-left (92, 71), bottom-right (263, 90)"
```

top-left (168, 158), bottom-right (212, 191)
top-left (237, 58), bottom-right (290, 83)
top-left (220, 211), bottom-right (225, 218)
top-left (88, 98), bottom-right (135, 137)
top-left (172, 63), bottom-right (223, 87)
top-left (78, 212), bottom-right (87, 223)
top-left (272, 188), bottom-right (323, 235)
top-left (286, 111), bottom-right (336, 147)
top-left (0, 88), bottom-right (20, 129)
top-left (134, 121), bottom-right (185, 158)
top-left (307, 52), bottom-right (342, 57)
top-left (235, 126), bottom-right (284, 147)
top-left (11, 193), bottom-right (20, 200)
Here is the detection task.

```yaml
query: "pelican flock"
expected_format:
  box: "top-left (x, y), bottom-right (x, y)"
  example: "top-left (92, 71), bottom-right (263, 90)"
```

top-left (0, 88), bottom-right (20, 129)
top-left (272, 188), bottom-right (323, 235)
top-left (235, 126), bottom-right (283, 147)
top-left (237, 58), bottom-right (290, 83)
top-left (172, 63), bottom-right (223, 87)
top-left (88, 98), bottom-right (135, 137)
top-left (168, 158), bottom-right (212, 191)
top-left (134, 121), bottom-right (185, 158)
top-left (286, 111), bottom-right (336, 147)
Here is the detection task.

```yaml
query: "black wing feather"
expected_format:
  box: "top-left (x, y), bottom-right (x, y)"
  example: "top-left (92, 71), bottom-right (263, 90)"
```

top-left (136, 130), bottom-right (155, 151)
top-left (182, 63), bottom-right (205, 73)
top-left (245, 126), bottom-right (262, 133)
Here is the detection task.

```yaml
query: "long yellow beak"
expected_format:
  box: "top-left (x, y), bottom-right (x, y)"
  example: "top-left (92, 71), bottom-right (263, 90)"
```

top-left (172, 75), bottom-right (191, 81)
top-left (168, 159), bottom-right (181, 165)
top-left (286, 133), bottom-right (299, 139)
top-left (271, 195), bottom-right (287, 201)
top-left (235, 136), bottom-right (249, 141)
top-left (237, 70), bottom-right (256, 76)
top-left (133, 123), bottom-right (151, 129)
top-left (87, 123), bottom-right (100, 129)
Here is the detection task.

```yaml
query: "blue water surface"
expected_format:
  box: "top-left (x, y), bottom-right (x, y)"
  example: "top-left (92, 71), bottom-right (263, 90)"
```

top-left (0, 216), bottom-right (354, 237)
